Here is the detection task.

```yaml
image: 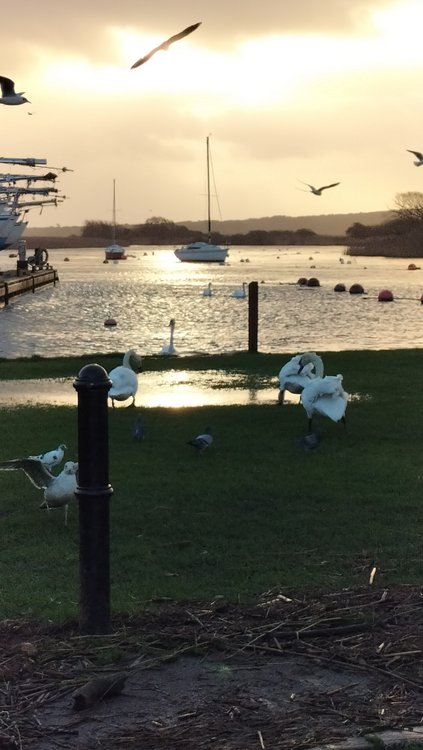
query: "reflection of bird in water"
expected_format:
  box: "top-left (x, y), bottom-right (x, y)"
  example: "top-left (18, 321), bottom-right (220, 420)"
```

top-left (187, 427), bottom-right (213, 454)
top-left (0, 76), bottom-right (30, 105)
top-left (203, 282), bottom-right (213, 297)
top-left (299, 181), bottom-right (340, 195)
top-left (0, 458), bottom-right (78, 526)
top-left (160, 318), bottom-right (178, 356)
top-left (278, 352), bottom-right (324, 405)
top-left (230, 282), bottom-right (247, 298)
top-left (407, 149), bottom-right (423, 166)
top-left (300, 375), bottom-right (348, 433)
top-left (132, 415), bottom-right (145, 441)
top-left (131, 22), bottom-right (202, 69)
top-left (29, 443), bottom-right (67, 470)
top-left (108, 350), bottom-right (143, 407)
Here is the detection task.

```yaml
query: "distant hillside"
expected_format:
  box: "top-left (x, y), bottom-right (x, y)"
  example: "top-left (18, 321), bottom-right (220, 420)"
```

top-left (28, 211), bottom-right (393, 238)
top-left (177, 211), bottom-right (394, 236)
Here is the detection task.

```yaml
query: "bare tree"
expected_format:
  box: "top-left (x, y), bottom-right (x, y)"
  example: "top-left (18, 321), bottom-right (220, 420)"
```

top-left (393, 192), bottom-right (423, 223)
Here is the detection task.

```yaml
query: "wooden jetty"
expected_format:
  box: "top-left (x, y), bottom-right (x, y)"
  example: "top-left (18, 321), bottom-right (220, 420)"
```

top-left (0, 268), bottom-right (59, 308)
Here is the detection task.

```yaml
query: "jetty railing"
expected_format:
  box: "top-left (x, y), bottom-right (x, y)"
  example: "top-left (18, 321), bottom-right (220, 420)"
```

top-left (0, 268), bottom-right (59, 307)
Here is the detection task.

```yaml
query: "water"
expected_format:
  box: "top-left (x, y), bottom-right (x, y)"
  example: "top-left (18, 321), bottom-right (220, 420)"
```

top-left (1, 244), bottom-right (423, 359)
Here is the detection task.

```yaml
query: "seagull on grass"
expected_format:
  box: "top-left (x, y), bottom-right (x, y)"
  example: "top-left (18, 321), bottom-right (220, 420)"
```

top-left (0, 77), bottom-right (30, 105)
top-left (187, 427), bottom-right (213, 454)
top-left (0, 458), bottom-right (78, 526)
top-left (406, 149), bottom-right (423, 166)
top-left (299, 181), bottom-right (340, 195)
top-left (29, 443), bottom-right (67, 470)
top-left (131, 22), bottom-right (202, 69)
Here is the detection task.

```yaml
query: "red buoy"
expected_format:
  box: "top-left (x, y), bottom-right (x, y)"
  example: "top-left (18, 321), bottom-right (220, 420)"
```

top-left (104, 318), bottom-right (117, 327)
top-left (349, 283), bottom-right (364, 294)
top-left (334, 283), bottom-right (346, 292)
top-left (297, 277), bottom-right (308, 286)
top-left (307, 277), bottom-right (320, 287)
top-left (378, 289), bottom-right (394, 302)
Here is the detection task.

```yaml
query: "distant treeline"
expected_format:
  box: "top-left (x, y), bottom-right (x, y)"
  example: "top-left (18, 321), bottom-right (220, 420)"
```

top-left (80, 219), bottom-right (347, 246)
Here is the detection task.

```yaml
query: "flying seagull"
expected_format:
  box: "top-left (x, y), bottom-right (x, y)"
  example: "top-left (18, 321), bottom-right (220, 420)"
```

top-left (29, 443), bottom-right (67, 470)
top-left (406, 149), bottom-right (423, 166)
top-left (300, 181), bottom-right (340, 196)
top-left (187, 427), bottom-right (213, 454)
top-left (0, 77), bottom-right (30, 105)
top-left (131, 22), bottom-right (202, 69)
top-left (0, 458), bottom-right (78, 525)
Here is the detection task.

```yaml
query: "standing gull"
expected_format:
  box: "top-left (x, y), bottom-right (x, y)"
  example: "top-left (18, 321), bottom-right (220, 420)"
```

top-left (0, 77), bottom-right (30, 105)
top-left (300, 181), bottom-right (340, 196)
top-left (131, 22), bottom-right (202, 69)
top-left (0, 458), bottom-right (78, 525)
top-left (406, 149), bottom-right (423, 166)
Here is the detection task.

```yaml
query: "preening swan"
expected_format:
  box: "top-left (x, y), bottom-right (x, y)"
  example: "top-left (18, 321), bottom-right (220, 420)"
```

top-left (108, 349), bottom-right (143, 407)
top-left (203, 282), bottom-right (213, 297)
top-left (160, 318), bottom-right (178, 356)
top-left (278, 352), bottom-right (324, 405)
top-left (231, 282), bottom-right (247, 298)
top-left (300, 374), bottom-right (348, 432)
top-left (0, 458), bottom-right (78, 526)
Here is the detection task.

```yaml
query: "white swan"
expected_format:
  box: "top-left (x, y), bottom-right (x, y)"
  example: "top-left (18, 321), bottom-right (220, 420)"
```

top-left (300, 374), bottom-right (348, 432)
top-left (203, 282), bottom-right (213, 297)
top-left (278, 352), bottom-right (324, 405)
top-left (108, 350), bottom-right (143, 407)
top-left (231, 282), bottom-right (247, 298)
top-left (0, 458), bottom-right (78, 526)
top-left (160, 318), bottom-right (178, 356)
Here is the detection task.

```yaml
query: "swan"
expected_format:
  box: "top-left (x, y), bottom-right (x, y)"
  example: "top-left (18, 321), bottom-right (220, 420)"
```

top-left (278, 352), bottom-right (324, 405)
top-left (231, 282), bottom-right (247, 298)
top-left (160, 318), bottom-right (178, 356)
top-left (300, 374), bottom-right (348, 432)
top-left (0, 458), bottom-right (78, 526)
top-left (203, 282), bottom-right (213, 297)
top-left (108, 350), bottom-right (143, 407)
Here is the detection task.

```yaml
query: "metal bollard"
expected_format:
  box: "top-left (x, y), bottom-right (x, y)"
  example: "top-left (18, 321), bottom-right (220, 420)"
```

top-left (248, 281), bottom-right (259, 352)
top-left (73, 364), bottom-right (113, 634)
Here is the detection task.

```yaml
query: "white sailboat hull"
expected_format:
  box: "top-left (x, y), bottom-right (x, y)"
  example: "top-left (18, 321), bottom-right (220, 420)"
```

top-left (174, 241), bottom-right (228, 263)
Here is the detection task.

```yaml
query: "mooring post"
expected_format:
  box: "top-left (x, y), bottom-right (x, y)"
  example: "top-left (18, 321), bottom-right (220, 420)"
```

top-left (248, 281), bottom-right (259, 352)
top-left (73, 364), bottom-right (113, 635)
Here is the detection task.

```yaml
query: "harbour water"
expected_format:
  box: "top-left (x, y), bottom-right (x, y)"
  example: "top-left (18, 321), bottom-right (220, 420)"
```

top-left (1, 244), bottom-right (423, 359)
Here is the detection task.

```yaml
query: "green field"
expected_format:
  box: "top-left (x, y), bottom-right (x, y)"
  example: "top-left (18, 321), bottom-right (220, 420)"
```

top-left (0, 349), bottom-right (422, 622)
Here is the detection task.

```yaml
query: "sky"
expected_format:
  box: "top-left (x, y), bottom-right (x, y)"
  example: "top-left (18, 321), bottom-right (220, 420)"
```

top-left (2, 0), bottom-right (423, 228)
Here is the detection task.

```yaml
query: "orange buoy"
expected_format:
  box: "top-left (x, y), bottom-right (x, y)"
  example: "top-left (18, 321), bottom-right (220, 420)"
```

top-left (297, 277), bottom-right (308, 286)
top-left (349, 283), bottom-right (364, 294)
top-left (378, 289), bottom-right (394, 302)
top-left (307, 277), bottom-right (320, 287)
top-left (104, 318), bottom-right (117, 327)
top-left (334, 283), bottom-right (346, 292)
top-left (408, 263), bottom-right (419, 270)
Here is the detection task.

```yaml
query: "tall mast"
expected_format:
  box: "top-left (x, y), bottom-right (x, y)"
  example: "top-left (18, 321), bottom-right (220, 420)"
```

top-left (206, 136), bottom-right (211, 243)
top-left (112, 179), bottom-right (116, 242)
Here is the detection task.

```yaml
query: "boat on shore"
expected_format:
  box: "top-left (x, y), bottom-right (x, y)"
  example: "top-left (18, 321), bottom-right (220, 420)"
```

top-left (174, 137), bottom-right (228, 264)
top-left (105, 179), bottom-right (126, 260)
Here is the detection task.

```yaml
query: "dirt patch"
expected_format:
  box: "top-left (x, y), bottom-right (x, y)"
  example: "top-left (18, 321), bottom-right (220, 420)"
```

top-left (1, 585), bottom-right (422, 749)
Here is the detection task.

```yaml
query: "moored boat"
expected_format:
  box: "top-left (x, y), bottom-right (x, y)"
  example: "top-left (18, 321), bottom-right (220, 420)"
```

top-left (105, 179), bottom-right (126, 260)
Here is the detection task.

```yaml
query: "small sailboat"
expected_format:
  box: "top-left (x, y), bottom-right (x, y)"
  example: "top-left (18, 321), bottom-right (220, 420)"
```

top-left (105, 179), bottom-right (126, 261)
top-left (174, 136), bottom-right (228, 263)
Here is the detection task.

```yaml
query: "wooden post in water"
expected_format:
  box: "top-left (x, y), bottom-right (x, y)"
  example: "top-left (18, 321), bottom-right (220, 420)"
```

top-left (73, 364), bottom-right (113, 635)
top-left (248, 281), bottom-right (258, 352)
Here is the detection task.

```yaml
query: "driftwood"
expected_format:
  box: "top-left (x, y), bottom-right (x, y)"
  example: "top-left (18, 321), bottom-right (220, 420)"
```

top-left (72, 671), bottom-right (128, 710)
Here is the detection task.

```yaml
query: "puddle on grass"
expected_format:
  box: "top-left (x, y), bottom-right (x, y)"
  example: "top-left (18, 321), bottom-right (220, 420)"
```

top-left (0, 370), bottom-right (285, 408)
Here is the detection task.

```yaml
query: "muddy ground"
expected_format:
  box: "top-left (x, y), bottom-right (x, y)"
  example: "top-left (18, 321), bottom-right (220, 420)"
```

top-left (0, 585), bottom-right (422, 749)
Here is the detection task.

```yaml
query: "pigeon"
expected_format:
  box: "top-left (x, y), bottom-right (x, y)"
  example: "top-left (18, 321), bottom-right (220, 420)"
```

top-left (187, 427), bottom-right (213, 453)
top-left (406, 149), bottom-right (423, 166)
top-left (0, 77), bottom-right (30, 105)
top-left (0, 458), bottom-right (78, 525)
top-left (300, 181), bottom-right (340, 195)
top-left (29, 443), bottom-right (67, 470)
top-left (132, 415), bottom-right (145, 441)
top-left (131, 22), bottom-right (202, 69)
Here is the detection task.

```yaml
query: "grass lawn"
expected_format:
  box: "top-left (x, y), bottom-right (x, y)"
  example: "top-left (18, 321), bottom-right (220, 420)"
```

top-left (0, 349), bottom-right (422, 622)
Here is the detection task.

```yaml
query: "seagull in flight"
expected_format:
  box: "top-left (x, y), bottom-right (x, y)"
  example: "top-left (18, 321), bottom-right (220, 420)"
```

top-left (406, 149), bottom-right (423, 166)
top-left (0, 458), bottom-right (78, 525)
top-left (0, 77), bottom-right (30, 105)
top-left (299, 181), bottom-right (340, 195)
top-left (131, 22), bottom-right (202, 69)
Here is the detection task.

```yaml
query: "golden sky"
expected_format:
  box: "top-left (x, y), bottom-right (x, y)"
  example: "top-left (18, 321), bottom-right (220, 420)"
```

top-left (2, 0), bottom-right (423, 228)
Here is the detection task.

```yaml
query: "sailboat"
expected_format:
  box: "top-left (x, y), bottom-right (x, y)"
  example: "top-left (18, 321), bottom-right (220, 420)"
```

top-left (174, 137), bottom-right (229, 263)
top-left (105, 179), bottom-right (126, 260)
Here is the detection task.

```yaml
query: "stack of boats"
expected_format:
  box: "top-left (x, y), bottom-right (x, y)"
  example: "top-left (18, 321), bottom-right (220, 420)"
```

top-left (0, 157), bottom-right (67, 251)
